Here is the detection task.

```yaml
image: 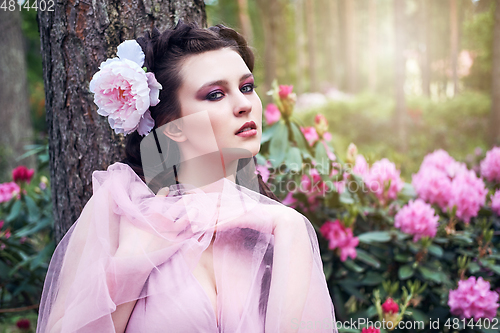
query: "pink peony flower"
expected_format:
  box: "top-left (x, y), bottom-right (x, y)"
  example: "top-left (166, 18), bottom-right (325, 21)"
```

top-left (300, 126), bottom-right (319, 146)
top-left (382, 297), bottom-right (399, 314)
top-left (448, 276), bottom-right (499, 320)
top-left (365, 158), bottom-right (404, 204)
top-left (491, 190), bottom-right (500, 216)
top-left (0, 182), bottom-right (20, 203)
top-left (394, 199), bottom-right (438, 242)
top-left (319, 220), bottom-right (358, 261)
top-left (480, 147), bottom-right (500, 183)
top-left (89, 40), bottom-right (162, 136)
top-left (448, 169), bottom-right (487, 223)
top-left (361, 327), bottom-right (380, 333)
top-left (278, 85), bottom-right (294, 99)
top-left (12, 166), bottom-right (35, 184)
top-left (264, 103), bottom-right (281, 125)
top-left (0, 220), bottom-right (3, 230)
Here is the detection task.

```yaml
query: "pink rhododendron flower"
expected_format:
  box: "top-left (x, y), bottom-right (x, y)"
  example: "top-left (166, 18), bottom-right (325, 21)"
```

top-left (491, 190), bottom-right (500, 216)
top-left (365, 158), bottom-right (404, 204)
top-left (300, 126), bottom-right (319, 146)
top-left (255, 162), bottom-right (271, 183)
top-left (278, 85), bottom-right (293, 99)
top-left (480, 147), bottom-right (500, 183)
top-left (394, 199), bottom-right (439, 242)
top-left (448, 169), bottom-right (487, 223)
top-left (319, 220), bottom-right (358, 261)
top-left (0, 182), bottom-right (20, 203)
top-left (329, 167), bottom-right (347, 194)
top-left (16, 318), bottom-right (30, 330)
top-left (352, 154), bottom-right (370, 179)
top-left (382, 297), bottom-right (399, 314)
top-left (89, 40), bottom-right (162, 136)
top-left (361, 327), bottom-right (380, 333)
top-left (264, 103), bottom-right (281, 125)
top-left (12, 166), bottom-right (35, 184)
top-left (420, 149), bottom-right (457, 175)
top-left (412, 167), bottom-right (453, 210)
top-left (281, 192), bottom-right (297, 208)
top-left (448, 276), bottom-right (499, 320)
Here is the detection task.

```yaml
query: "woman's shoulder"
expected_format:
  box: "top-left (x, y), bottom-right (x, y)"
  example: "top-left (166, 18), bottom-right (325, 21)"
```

top-left (260, 199), bottom-right (306, 226)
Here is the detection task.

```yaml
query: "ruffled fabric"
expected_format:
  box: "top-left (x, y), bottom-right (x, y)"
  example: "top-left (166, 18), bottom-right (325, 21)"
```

top-left (36, 162), bottom-right (338, 332)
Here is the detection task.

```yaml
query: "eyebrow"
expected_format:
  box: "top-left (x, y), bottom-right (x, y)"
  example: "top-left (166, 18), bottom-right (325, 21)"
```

top-left (198, 73), bottom-right (254, 91)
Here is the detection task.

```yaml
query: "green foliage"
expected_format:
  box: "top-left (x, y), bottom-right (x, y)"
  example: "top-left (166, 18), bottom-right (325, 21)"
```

top-left (258, 83), bottom-right (500, 332)
top-left (296, 91), bottom-right (490, 180)
top-left (0, 145), bottom-right (53, 321)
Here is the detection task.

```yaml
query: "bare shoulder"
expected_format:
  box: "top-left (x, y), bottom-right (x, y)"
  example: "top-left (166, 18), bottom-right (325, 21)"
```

top-left (260, 201), bottom-right (305, 226)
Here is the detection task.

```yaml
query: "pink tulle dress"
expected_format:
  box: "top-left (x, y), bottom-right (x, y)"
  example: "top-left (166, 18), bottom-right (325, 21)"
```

top-left (36, 162), bottom-right (338, 332)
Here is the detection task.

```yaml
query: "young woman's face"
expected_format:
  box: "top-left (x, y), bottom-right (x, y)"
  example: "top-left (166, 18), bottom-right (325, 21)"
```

top-left (176, 48), bottom-right (262, 160)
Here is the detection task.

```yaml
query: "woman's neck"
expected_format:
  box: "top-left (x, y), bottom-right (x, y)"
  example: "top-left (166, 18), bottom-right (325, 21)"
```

top-left (175, 150), bottom-right (239, 192)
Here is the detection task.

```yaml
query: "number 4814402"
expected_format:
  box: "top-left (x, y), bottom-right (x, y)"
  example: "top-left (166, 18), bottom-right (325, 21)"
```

top-left (0, 0), bottom-right (55, 11)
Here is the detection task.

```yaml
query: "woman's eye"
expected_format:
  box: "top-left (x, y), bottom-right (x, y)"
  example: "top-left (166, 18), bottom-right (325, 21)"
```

top-left (241, 83), bottom-right (255, 93)
top-left (207, 91), bottom-right (224, 101)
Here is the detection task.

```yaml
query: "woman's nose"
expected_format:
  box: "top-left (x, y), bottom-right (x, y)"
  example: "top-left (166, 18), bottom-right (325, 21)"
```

top-left (233, 91), bottom-right (252, 116)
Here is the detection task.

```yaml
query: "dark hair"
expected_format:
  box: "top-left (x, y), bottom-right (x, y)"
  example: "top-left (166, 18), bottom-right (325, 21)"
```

top-left (119, 20), bottom-right (279, 203)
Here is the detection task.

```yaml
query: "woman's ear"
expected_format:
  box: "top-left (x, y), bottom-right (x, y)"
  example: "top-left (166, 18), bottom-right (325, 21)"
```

top-left (162, 123), bottom-right (187, 143)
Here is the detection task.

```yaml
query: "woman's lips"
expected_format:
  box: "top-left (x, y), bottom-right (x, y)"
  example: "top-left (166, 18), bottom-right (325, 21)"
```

top-left (236, 129), bottom-right (257, 137)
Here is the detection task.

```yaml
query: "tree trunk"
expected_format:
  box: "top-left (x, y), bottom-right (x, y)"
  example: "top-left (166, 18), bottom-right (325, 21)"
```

top-left (490, 0), bottom-right (500, 146)
top-left (394, 0), bottom-right (407, 152)
top-left (296, 0), bottom-right (306, 94)
top-left (237, 0), bottom-right (253, 44)
top-left (450, 0), bottom-right (459, 95)
top-left (345, 0), bottom-right (357, 93)
top-left (420, 0), bottom-right (431, 97)
top-left (256, 0), bottom-right (281, 96)
top-left (368, 0), bottom-right (377, 92)
top-left (328, 0), bottom-right (340, 88)
top-left (0, 10), bottom-right (34, 181)
top-left (37, 0), bottom-right (206, 244)
top-left (305, 0), bottom-right (318, 92)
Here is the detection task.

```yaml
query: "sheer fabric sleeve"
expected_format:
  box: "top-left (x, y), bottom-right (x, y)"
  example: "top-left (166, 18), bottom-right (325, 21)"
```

top-left (36, 163), bottom-right (218, 333)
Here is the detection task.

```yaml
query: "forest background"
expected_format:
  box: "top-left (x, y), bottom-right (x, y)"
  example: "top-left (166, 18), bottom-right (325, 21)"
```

top-left (1, 0), bottom-right (500, 332)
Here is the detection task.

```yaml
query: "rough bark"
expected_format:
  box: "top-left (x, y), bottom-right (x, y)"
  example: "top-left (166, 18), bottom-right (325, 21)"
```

top-left (0, 10), bottom-right (34, 181)
top-left (490, 0), bottom-right (500, 146)
top-left (394, 0), bottom-right (407, 152)
top-left (37, 0), bottom-right (206, 243)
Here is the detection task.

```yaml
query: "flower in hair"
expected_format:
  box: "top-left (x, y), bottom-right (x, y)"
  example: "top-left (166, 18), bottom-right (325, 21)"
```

top-left (89, 40), bottom-right (162, 136)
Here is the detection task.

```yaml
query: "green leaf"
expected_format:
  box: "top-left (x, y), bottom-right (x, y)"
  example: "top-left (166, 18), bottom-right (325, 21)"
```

top-left (355, 248), bottom-right (381, 268)
top-left (29, 241), bottom-right (55, 270)
top-left (6, 199), bottom-right (22, 222)
top-left (314, 141), bottom-right (330, 175)
top-left (418, 266), bottom-right (442, 283)
top-left (286, 147), bottom-right (302, 172)
top-left (339, 191), bottom-right (354, 204)
top-left (25, 195), bottom-right (40, 222)
top-left (269, 121), bottom-right (288, 168)
top-left (290, 122), bottom-right (311, 158)
top-left (468, 262), bottom-right (481, 273)
top-left (406, 307), bottom-right (429, 323)
top-left (15, 217), bottom-right (52, 238)
top-left (343, 259), bottom-right (365, 273)
top-left (399, 264), bottom-right (415, 280)
top-left (428, 244), bottom-right (443, 257)
top-left (261, 123), bottom-right (279, 143)
top-left (357, 231), bottom-right (392, 243)
top-left (359, 272), bottom-right (384, 285)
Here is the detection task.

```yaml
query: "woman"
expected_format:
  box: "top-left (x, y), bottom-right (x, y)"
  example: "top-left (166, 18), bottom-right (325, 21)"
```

top-left (36, 21), bottom-right (338, 332)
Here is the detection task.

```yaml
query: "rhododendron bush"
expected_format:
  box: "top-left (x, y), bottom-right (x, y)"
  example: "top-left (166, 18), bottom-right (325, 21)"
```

top-left (258, 81), bottom-right (500, 332)
top-left (0, 152), bottom-right (54, 314)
